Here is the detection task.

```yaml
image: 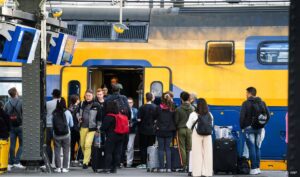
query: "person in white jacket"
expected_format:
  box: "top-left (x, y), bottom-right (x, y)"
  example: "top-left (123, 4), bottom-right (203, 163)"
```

top-left (186, 98), bottom-right (213, 177)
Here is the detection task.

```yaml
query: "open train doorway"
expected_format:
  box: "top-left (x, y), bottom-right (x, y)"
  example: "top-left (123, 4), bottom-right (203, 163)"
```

top-left (89, 67), bottom-right (144, 107)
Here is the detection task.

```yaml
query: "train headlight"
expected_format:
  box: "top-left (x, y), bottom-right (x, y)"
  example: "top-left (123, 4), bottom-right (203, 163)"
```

top-left (113, 23), bottom-right (129, 34)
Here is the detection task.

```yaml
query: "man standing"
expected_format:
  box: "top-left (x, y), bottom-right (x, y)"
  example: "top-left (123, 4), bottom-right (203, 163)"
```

top-left (137, 93), bottom-right (158, 169)
top-left (175, 91), bottom-right (194, 171)
top-left (4, 87), bottom-right (25, 170)
top-left (104, 84), bottom-right (131, 167)
top-left (46, 89), bottom-right (61, 166)
top-left (126, 98), bottom-right (138, 168)
top-left (78, 89), bottom-right (102, 169)
top-left (240, 87), bottom-right (270, 175)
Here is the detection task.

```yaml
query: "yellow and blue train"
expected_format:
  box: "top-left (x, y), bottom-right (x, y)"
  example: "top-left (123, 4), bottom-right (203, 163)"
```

top-left (0, 5), bottom-right (288, 170)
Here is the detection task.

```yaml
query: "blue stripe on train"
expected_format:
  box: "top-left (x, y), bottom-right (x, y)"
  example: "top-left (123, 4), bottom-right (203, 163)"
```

top-left (172, 100), bottom-right (287, 160)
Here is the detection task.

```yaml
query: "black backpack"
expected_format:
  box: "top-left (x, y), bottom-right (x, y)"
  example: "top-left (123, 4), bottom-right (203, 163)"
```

top-left (193, 113), bottom-right (213, 136)
top-left (52, 108), bottom-right (69, 136)
top-left (8, 101), bottom-right (22, 127)
top-left (251, 100), bottom-right (268, 129)
top-left (113, 96), bottom-right (128, 116)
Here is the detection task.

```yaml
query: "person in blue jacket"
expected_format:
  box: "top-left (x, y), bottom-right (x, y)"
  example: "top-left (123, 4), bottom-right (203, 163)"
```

top-left (126, 97), bottom-right (138, 167)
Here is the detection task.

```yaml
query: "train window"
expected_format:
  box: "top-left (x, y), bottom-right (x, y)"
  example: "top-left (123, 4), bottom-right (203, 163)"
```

top-left (68, 80), bottom-right (80, 97)
top-left (205, 41), bottom-right (234, 65)
top-left (0, 82), bottom-right (22, 103)
top-left (17, 31), bottom-right (34, 61)
top-left (258, 41), bottom-right (288, 65)
top-left (151, 81), bottom-right (163, 97)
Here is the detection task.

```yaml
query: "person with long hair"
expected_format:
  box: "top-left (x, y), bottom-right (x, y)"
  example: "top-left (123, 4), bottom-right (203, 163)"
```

top-left (156, 92), bottom-right (176, 172)
top-left (186, 98), bottom-right (213, 177)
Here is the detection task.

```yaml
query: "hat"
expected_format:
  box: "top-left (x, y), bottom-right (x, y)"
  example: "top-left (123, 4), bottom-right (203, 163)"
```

top-left (111, 83), bottom-right (123, 92)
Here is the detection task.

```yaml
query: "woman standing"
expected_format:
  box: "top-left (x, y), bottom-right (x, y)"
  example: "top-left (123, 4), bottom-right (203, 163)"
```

top-left (186, 98), bottom-right (213, 177)
top-left (53, 98), bottom-right (74, 173)
top-left (156, 92), bottom-right (176, 172)
top-left (68, 95), bottom-right (81, 165)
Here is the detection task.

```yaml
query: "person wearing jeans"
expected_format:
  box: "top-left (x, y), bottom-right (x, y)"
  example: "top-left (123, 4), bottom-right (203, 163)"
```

top-left (4, 87), bottom-right (25, 170)
top-left (243, 127), bottom-right (263, 171)
top-left (156, 92), bottom-right (176, 172)
top-left (126, 98), bottom-right (138, 167)
top-left (240, 87), bottom-right (270, 175)
top-left (9, 127), bottom-right (23, 167)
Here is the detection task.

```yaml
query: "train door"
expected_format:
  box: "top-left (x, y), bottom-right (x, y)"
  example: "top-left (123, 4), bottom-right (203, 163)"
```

top-left (143, 67), bottom-right (171, 104)
top-left (61, 66), bottom-right (88, 105)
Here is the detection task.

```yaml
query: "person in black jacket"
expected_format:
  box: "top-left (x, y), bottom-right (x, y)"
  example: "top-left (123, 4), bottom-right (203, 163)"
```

top-left (137, 92), bottom-right (158, 169)
top-left (240, 87), bottom-right (270, 175)
top-left (0, 101), bottom-right (10, 140)
top-left (68, 95), bottom-right (82, 165)
top-left (156, 92), bottom-right (176, 172)
top-left (101, 101), bottom-right (124, 174)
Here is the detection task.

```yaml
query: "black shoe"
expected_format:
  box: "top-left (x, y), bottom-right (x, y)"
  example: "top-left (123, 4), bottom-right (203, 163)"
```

top-left (82, 164), bottom-right (88, 169)
top-left (110, 169), bottom-right (117, 173)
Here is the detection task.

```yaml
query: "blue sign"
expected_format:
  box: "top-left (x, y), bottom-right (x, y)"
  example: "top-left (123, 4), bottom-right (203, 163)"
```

top-left (0, 23), bottom-right (40, 63)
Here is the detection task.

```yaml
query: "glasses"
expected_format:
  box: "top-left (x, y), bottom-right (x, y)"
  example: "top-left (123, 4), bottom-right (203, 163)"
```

top-left (128, 102), bottom-right (133, 104)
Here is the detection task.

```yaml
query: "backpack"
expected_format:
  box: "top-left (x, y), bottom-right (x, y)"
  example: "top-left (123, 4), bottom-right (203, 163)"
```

top-left (251, 100), bottom-right (268, 129)
top-left (193, 113), bottom-right (213, 136)
top-left (107, 113), bottom-right (129, 134)
top-left (112, 96), bottom-right (128, 116)
top-left (8, 101), bottom-right (22, 127)
top-left (52, 108), bottom-right (69, 136)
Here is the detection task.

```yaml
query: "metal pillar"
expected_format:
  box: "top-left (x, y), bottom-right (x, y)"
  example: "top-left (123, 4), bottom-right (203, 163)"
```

top-left (288, 1), bottom-right (300, 176)
top-left (18, 0), bottom-right (46, 166)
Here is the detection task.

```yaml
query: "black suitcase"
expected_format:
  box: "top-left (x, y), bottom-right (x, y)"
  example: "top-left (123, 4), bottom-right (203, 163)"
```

top-left (91, 132), bottom-right (105, 172)
top-left (171, 146), bottom-right (182, 170)
top-left (213, 138), bottom-right (238, 174)
top-left (91, 145), bottom-right (105, 172)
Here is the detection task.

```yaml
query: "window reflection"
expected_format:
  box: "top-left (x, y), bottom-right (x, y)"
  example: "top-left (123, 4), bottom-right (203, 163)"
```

top-left (259, 42), bottom-right (288, 64)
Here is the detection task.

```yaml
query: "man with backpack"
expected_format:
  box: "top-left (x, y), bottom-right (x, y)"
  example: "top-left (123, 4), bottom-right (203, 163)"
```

top-left (240, 87), bottom-right (270, 175)
top-left (104, 83), bottom-right (131, 167)
top-left (4, 87), bottom-right (25, 170)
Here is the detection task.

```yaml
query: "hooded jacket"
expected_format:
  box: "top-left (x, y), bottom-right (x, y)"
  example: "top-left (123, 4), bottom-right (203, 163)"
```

top-left (240, 96), bottom-right (270, 129)
top-left (175, 102), bottom-right (194, 129)
top-left (156, 104), bottom-right (176, 138)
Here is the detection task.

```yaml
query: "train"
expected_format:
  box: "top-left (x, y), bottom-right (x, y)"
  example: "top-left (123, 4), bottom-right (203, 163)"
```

top-left (0, 5), bottom-right (288, 170)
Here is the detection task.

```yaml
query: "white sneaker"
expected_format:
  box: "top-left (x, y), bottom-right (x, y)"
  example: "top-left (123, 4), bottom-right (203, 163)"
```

top-left (7, 165), bottom-right (13, 171)
top-left (13, 163), bottom-right (25, 169)
top-left (256, 168), bottom-right (261, 174)
top-left (62, 168), bottom-right (69, 173)
top-left (250, 169), bottom-right (258, 175)
top-left (54, 168), bottom-right (61, 173)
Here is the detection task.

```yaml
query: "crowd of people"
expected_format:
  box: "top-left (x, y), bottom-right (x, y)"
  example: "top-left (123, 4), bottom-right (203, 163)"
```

top-left (0, 82), bottom-right (271, 177)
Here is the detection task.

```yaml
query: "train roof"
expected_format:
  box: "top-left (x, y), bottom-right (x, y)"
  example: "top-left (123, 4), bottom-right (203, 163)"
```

top-left (60, 6), bottom-right (288, 27)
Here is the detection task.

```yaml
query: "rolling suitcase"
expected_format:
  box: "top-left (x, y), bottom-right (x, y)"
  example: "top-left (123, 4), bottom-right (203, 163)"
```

top-left (146, 145), bottom-right (159, 172)
top-left (0, 140), bottom-right (9, 174)
top-left (91, 132), bottom-right (105, 172)
top-left (213, 138), bottom-right (238, 174)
